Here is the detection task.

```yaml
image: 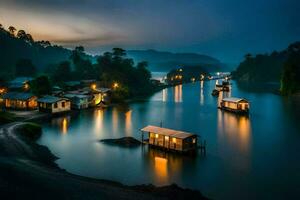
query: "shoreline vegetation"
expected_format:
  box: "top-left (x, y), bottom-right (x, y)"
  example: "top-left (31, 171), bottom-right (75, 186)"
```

top-left (232, 42), bottom-right (300, 95)
top-left (0, 115), bottom-right (209, 200)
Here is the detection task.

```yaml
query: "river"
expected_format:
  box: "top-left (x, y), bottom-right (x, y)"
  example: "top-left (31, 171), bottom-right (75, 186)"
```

top-left (38, 80), bottom-right (300, 199)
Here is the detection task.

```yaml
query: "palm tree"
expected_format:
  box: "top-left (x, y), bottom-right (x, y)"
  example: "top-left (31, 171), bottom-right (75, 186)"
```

top-left (8, 26), bottom-right (16, 36)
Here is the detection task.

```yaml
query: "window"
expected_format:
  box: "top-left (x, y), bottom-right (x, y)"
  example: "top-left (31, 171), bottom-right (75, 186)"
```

top-left (62, 102), bottom-right (65, 108)
top-left (54, 103), bottom-right (58, 108)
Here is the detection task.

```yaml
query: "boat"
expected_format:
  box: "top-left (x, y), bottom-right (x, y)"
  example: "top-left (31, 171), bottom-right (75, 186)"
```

top-left (211, 89), bottom-right (219, 96)
top-left (140, 125), bottom-right (205, 153)
top-left (215, 80), bottom-right (230, 91)
top-left (219, 97), bottom-right (250, 114)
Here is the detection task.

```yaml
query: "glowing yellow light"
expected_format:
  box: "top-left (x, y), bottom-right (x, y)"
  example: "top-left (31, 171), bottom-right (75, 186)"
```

top-left (191, 77), bottom-right (196, 82)
top-left (62, 118), bottom-right (68, 134)
top-left (91, 83), bottom-right (97, 90)
top-left (155, 134), bottom-right (159, 138)
top-left (0, 88), bottom-right (6, 94)
top-left (172, 138), bottom-right (176, 143)
top-left (113, 82), bottom-right (119, 89)
top-left (165, 136), bottom-right (169, 140)
top-left (24, 83), bottom-right (29, 90)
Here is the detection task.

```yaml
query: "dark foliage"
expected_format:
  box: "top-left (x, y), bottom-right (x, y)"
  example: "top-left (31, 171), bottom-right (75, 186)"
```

top-left (30, 75), bottom-right (52, 96)
top-left (15, 59), bottom-right (37, 77)
top-left (280, 42), bottom-right (300, 95)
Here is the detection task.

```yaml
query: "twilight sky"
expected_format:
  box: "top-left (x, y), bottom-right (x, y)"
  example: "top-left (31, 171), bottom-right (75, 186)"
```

top-left (0, 0), bottom-right (299, 63)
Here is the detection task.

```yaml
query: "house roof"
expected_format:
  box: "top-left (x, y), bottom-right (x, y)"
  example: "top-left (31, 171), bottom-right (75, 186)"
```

top-left (64, 94), bottom-right (90, 99)
top-left (37, 95), bottom-right (69, 103)
top-left (222, 97), bottom-right (248, 103)
top-left (140, 125), bottom-right (196, 139)
top-left (8, 77), bottom-right (33, 88)
top-left (2, 92), bottom-right (36, 100)
top-left (96, 88), bottom-right (111, 93)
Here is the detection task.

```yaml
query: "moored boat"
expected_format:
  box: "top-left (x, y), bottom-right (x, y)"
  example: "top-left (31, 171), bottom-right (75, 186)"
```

top-left (219, 97), bottom-right (250, 114)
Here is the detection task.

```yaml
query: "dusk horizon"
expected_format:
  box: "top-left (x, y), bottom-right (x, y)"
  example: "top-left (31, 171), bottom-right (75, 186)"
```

top-left (1, 0), bottom-right (299, 63)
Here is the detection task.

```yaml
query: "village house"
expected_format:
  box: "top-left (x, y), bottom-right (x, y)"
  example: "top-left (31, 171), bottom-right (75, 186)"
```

top-left (8, 77), bottom-right (33, 91)
top-left (64, 94), bottom-right (89, 109)
top-left (37, 96), bottom-right (71, 113)
top-left (2, 92), bottom-right (37, 110)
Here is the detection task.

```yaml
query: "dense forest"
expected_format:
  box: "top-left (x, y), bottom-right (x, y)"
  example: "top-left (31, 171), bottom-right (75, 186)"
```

top-left (232, 42), bottom-right (300, 95)
top-left (0, 24), bottom-right (155, 100)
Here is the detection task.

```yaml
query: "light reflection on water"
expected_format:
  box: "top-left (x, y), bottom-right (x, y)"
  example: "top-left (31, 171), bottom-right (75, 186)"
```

top-left (39, 81), bottom-right (300, 200)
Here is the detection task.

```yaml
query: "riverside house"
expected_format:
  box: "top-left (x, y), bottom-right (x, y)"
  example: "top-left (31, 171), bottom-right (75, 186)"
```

top-left (64, 94), bottom-right (89, 109)
top-left (8, 77), bottom-right (33, 91)
top-left (37, 96), bottom-right (71, 113)
top-left (2, 92), bottom-right (37, 110)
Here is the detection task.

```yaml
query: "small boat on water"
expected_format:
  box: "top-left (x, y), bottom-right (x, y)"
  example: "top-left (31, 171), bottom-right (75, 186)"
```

top-left (219, 97), bottom-right (250, 114)
top-left (211, 89), bottom-right (219, 96)
top-left (215, 80), bottom-right (230, 91)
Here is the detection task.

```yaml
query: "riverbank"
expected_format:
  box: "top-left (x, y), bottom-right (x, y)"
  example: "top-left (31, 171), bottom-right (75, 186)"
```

top-left (0, 121), bottom-right (209, 200)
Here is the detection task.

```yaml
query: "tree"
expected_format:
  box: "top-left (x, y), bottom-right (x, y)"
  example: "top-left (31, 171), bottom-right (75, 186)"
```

top-left (8, 26), bottom-right (16, 36)
top-left (17, 30), bottom-right (27, 40)
top-left (52, 61), bottom-right (72, 82)
top-left (280, 52), bottom-right (300, 95)
top-left (15, 59), bottom-right (37, 77)
top-left (30, 75), bottom-right (52, 96)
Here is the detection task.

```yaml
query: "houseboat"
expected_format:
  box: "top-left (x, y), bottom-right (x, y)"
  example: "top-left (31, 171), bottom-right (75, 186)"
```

top-left (219, 97), bottom-right (250, 114)
top-left (2, 92), bottom-right (37, 110)
top-left (37, 96), bottom-right (71, 113)
top-left (140, 125), bottom-right (199, 153)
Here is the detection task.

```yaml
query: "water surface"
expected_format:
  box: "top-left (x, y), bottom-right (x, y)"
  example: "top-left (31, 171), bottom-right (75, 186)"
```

top-left (39, 81), bottom-right (300, 199)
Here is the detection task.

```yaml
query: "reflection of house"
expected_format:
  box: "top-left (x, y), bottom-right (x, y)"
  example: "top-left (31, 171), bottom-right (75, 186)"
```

top-left (219, 97), bottom-right (249, 114)
top-left (64, 94), bottom-right (89, 109)
top-left (141, 125), bottom-right (198, 152)
top-left (8, 77), bottom-right (33, 91)
top-left (2, 92), bottom-right (37, 110)
top-left (37, 96), bottom-right (71, 113)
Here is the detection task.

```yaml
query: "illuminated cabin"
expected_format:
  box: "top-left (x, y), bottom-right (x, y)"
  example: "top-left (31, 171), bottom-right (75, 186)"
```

top-left (64, 94), bottom-right (89, 109)
top-left (140, 125), bottom-right (198, 152)
top-left (219, 97), bottom-right (249, 114)
top-left (37, 96), bottom-right (71, 113)
top-left (2, 92), bottom-right (37, 110)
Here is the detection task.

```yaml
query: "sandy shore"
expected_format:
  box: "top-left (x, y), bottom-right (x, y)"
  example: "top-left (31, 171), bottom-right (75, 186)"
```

top-left (0, 122), bottom-right (209, 200)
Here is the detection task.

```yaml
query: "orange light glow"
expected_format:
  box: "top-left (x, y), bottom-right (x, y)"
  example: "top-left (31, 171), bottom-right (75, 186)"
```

top-left (91, 83), bottom-right (97, 90)
top-left (125, 110), bottom-right (132, 136)
top-left (113, 82), bottom-right (119, 89)
top-left (62, 118), bottom-right (68, 134)
top-left (24, 83), bottom-right (29, 90)
top-left (154, 156), bottom-right (168, 183)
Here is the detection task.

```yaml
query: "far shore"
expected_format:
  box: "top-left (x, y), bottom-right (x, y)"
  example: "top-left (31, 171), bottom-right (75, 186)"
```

top-left (0, 111), bottom-right (209, 200)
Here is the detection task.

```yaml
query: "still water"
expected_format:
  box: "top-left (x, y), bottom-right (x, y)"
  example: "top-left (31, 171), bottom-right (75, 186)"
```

top-left (38, 81), bottom-right (300, 199)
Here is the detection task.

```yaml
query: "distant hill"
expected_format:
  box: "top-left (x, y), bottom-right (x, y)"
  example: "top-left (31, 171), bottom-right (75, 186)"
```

top-left (127, 49), bottom-right (222, 72)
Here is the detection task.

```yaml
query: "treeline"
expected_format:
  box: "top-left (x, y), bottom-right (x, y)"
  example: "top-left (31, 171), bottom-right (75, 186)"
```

top-left (0, 24), bottom-right (155, 100)
top-left (232, 42), bottom-right (300, 95)
top-left (0, 24), bottom-right (72, 79)
top-left (48, 47), bottom-right (153, 99)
